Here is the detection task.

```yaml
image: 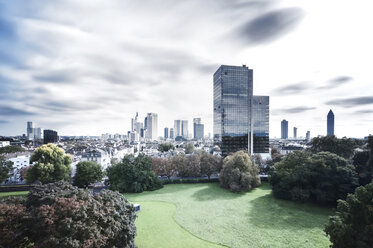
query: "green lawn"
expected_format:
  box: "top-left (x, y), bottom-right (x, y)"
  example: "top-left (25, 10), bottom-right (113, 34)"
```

top-left (0, 191), bottom-right (28, 199)
top-left (126, 183), bottom-right (334, 248)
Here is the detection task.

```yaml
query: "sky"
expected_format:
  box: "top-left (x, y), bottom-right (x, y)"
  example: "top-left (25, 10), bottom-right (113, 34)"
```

top-left (0, 0), bottom-right (372, 138)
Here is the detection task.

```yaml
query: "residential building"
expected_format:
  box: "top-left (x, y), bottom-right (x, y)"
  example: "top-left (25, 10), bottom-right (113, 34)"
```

top-left (0, 141), bottom-right (10, 148)
top-left (81, 149), bottom-right (110, 169)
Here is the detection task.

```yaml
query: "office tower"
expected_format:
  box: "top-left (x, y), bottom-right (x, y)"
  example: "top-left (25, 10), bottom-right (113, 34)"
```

top-left (252, 96), bottom-right (269, 153)
top-left (306, 131), bottom-right (311, 142)
top-left (293, 127), bottom-right (297, 138)
top-left (144, 116), bottom-right (148, 130)
top-left (164, 127), bottom-right (169, 139)
top-left (181, 120), bottom-right (188, 139)
top-left (193, 118), bottom-right (201, 125)
top-left (174, 120), bottom-right (181, 137)
top-left (34, 127), bottom-right (44, 140)
top-left (43, 129), bottom-right (58, 144)
top-left (169, 128), bottom-right (174, 139)
top-left (145, 113), bottom-right (158, 141)
top-left (213, 65), bottom-right (253, 156)
top-left (281, 120), bottom-right (288, 139)
top-left (27, 121), bottom-right (35, 140)
top-left (193, 118), bottom-right (204, 140)
top-left (327, 110), bottom-right (335, 136)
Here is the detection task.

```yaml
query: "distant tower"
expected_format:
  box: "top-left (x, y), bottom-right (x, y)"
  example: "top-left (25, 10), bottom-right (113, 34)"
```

top-left (145, 113), bottom-right (158, 141)
top-left (281, 120), bottom-right (288, 139)
top-left (293, 127), bottom-right (297, 138)
top-left (327, 110), bottom-right (335, 136)
top-left (193, 118), bottom-right (204, 140)
top-left (181, 120), bottom-right (188, 139)
top-left (306, 131), bottom-right (311, 142)
top-left (27, 121), bottom-right (35, 140)
top-left (169, 128), bottom-right (174, 139)
top-left (164, 127), bottom-right (169, 139)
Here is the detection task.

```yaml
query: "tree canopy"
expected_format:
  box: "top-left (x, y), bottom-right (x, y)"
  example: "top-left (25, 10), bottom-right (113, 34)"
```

top-left (73, 161), bottom-right (104, 188)
top-left (26, 144), bottom-right (72, 184)
top-left (158, 143), bottom-right (175, 152)
top-left (0, 145), bottom-right (25, 154)
top-left (0, 156), bottom-right (13, 183)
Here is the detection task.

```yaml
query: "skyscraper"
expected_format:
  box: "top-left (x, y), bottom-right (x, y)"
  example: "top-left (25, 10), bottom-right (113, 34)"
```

top-left (27, 121), bottom-right (35, 140)
top-left (181, 120), bottom-right (188, 139)
top-left (145, 113), bottom-right (158, 141)
top-left (164, 127), bottom-right (169, 139)
top-left (44, 129), bottom-right (58, 144)
top-left (174, 120), bottom-right (181, 137)
top-left (213, 65), bottom-right (253, 156)
top-left (193, 118), bottom-right (204, 140)
top-left (169, 128), bottom-right (174, 139)
top-left (252, 96), bottom-right (269, 153)
top-left (327, 110), bottom-right (334, 136)
top-left (293, 127), bottom-right (297, 138)
top-left (306, 131), bottom-right (311, 142)
top-left (281, 120), bottom-right (288, 139)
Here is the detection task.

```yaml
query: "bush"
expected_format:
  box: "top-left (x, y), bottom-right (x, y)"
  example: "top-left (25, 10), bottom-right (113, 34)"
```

top-left (26, 144), bottom-right (72, 184)
top-left (219, 151), bottom-right (260, 192)
top-left (0, 182), bottom-right (137, 248)
top-left (325, 181), bottom-right (373, 248)
top-left (0, 145), bottom-right (25, 154)
top-left (73, 161), bottom-right (104, 188)
top-left (269, 151), bottom-right (359, 204)
top-left (106, 154), bottom-right (163, 193)
top-left (0, 156), bottom-right (13, 183)
top-left (158, 143), bottom-right (175, 152)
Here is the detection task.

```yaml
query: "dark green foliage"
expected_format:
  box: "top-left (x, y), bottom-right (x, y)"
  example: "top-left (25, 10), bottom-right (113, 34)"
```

top-left (219, 151), bottom-right (261, 192)
top-left (0, 182), bottom-right (137, 248)
top-left (106, 154), bottom-right (163, 193)
top-left (199, 151), bottom-right (222, 179)
top-left (163, 178), bottom-right (219, 184)
top-left (309, 135), bottom-right (360, 159)
top-left (270, 151), bottom-right (359, 204)
top-left (0, 145), bottom-right (25, 154)
top-left (0, 156), bottom-right (13, 183)
top-left (73, 161), bottom-right (104, 188)
top-left (325, 181), bottom-right (373, 248)
top-left (352, 151), bottom-right (372, 186)
top-left (26, 144), bottom-right (72, 184)
top-left (185, 143), bottom-right (194, 154)
top-left (158, 143), bottom-right (175, 152)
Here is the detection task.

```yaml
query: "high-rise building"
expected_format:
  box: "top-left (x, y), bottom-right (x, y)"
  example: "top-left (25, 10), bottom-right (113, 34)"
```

top-left (174, 120), bottom-right (181, 137)
top-left (306, 131), bottom-right (311, 142)
top-left (35, 127), bottom-right (44, 140)
top-left (281, 120), bottom-right (288, 139)
top-left (327, 110), bottom-right (334, 136)
top-left (193, 118), bottom-right (204, 140)
top-left (181, 120), bottom-right (188, 139)
top-left (43, 129), bottom-right (58, 144)
top-left (293, 127), bottom-right (297, 138)
top-left (145, 113), bottom-right (158, 141)
top-left (213, 65), bottom-right (253, 156)
top-left (27, 121), bottom-right (35, 140)
top-left (164, 127), bottom-right (169, 139)
top-left (169, 128), bottom-right (174, 139)
top-left (252, 96), bottom-right (269, 154)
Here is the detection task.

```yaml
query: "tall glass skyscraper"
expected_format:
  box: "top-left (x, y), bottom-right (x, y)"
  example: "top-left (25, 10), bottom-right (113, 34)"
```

top-left (214, 65), bottom-right (253, 156)
top-left (281, 120), bottom-right (288, 139)
top-left (252, 96), bottom-right (269, 153)
top-left (327, 109), bottom-right (334, 136)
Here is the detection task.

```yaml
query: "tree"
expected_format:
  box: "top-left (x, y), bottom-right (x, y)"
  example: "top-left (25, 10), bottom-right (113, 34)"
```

top-left (0, 182), bottom-right (137, 248)
top-left (170, 154), bottom-right (189, 177)
top-left (269, 151), bottom-right (359, 204)
top-left (185, 143), bottom-right (194, 154)
top-left (219, 151), bottom-right (261, 192)
top-left (106, 154), bottom-right (163, 193)
top-left (73, 161), bottom-right (104, 188)
top-left (26, 144), bottom-right (72, 184)
top-left (199, 151), bottom-right (221, 179)
top-left (325, 180), bottom-right (373, 248)
top-left (308, 135), bottom-right (359, 159)
top-left (0, 145), bottom-right (25, 154)
top-left (152, 157), bottom-right (176, 179)
top-left (0, 156), bottom-right (13, 183)
top-left (158, 143), bottom-right (175, 152)
top-left (352, 151), bottom-right (371, 186)
top-left (186, 154), bottom-right (201, 177)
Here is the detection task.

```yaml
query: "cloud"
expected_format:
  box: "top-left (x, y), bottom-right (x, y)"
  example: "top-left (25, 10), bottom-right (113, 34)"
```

top-left (326, 96), bottom-right (373, 108)
top-left (355, 109), bottom-right (373, 114)
top-left (0, 105), bottom-right (36, 116)
top-left (272, 81), bottom-right (311, 95)
top-left (318, 76), bottom-right (353, 89)
top-left (33, 70), bottom-right (80, 84)
top-left (237, 7), bottom-right (305, 45)
top-left (272, 106), bottom-right (316, 115)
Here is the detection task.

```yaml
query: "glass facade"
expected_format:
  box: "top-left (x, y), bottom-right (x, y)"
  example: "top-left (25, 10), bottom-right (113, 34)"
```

top-left (213, 65), bottom-right (253, 156)
top-left (327, 110), bottom-right (334, 136)
top-left (281, 120), bottom-right (288, 139)
top-left (252, 96), bottom-right (269, 154)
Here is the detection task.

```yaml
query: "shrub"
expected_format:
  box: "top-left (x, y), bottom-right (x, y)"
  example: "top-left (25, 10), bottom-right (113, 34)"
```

top-left (106, 154), bottom-right (163, 193)
top-left (219, 151), bottom-right (260, 192)
top-left (73, 161), bottom-right (104, 188)
top-left (269, 151), bottom-right (359, 204)
top-left (0, 182), bottom-right (136, 248)
top-left (325, 181), bottom-right (373, 248)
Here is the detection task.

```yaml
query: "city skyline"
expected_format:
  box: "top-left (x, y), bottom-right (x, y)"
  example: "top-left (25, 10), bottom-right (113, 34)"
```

top-left (0, 1), bottom-right (373, 138)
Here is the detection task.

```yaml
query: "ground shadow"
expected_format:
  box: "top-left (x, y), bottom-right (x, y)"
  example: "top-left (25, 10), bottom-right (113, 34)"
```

top-left (192, 183), bottom-right (246, 201)
top-left (247, 194), bottom-right (334, 230)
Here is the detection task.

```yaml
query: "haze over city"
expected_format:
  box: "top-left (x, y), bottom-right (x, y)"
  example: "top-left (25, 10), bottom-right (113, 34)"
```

top-left (1, 0), bottom-right (372, 138)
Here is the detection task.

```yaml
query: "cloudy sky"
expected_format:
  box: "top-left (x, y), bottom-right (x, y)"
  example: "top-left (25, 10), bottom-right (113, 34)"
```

top-left (0, 0), bottom-right (372, 138)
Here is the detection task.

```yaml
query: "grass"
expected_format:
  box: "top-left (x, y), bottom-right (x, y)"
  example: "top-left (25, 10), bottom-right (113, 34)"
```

top-left (126, 183), bottom-right (334, 248)
top-left (0, 191), bottom-right (28, 199)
